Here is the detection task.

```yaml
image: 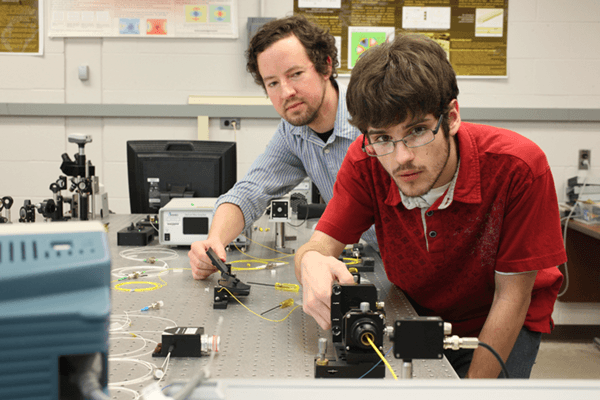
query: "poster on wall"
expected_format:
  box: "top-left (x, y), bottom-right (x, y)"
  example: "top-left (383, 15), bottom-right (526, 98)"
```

top-left (48, 0), bottom-right (238, 39)
top-left (0, 0), bottom-right (43, 55)
top-left (294, 0), bottom-right (508, 78)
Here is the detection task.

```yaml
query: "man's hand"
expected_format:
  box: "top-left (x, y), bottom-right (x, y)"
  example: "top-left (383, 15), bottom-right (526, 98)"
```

top-left (187, 203), bottom-right (244, 280)
top-left (300, 251), bottom-right (354, 330)
top-left (188, 238), bottom-right (227, 280)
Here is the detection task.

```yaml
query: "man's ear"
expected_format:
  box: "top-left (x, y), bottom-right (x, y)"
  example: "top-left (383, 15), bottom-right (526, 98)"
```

top-left (447, 99), bottom-right (461, 137)
top-left (323, 56), bottom-right (333, 80)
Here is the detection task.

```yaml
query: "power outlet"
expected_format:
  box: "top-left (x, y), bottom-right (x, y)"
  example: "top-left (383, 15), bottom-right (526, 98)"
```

top-left (220, 118), bottom-right (241, 130)
top-left (579, 149), bottom-right (591, 170)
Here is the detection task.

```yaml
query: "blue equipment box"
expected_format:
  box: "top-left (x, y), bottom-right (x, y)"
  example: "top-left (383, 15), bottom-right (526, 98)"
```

top-left (0, 222), bottom-right (111, 400)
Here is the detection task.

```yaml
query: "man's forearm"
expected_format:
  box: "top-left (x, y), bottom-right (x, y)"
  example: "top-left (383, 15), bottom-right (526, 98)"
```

top-left (467, 296), bottom-right (530, 378)
top-left (294, 232), bottom-right (347, 283)
top-left (208, 203), bottom-right (245, 247)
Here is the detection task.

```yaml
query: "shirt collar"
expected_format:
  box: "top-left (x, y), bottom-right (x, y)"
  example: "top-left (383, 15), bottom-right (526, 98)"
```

top-left (451, 123), bottom-right (482, 204)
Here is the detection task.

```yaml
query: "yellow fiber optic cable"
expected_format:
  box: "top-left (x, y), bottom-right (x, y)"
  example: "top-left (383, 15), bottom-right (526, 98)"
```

top-left (342, 257), bottom-right (360, 265)
top-left (230, 260), bottom-right (285, 271)
top-left (367, 336), bottom-right (398, 380)
top-left (114, 280), bottom-right (166, 292)
top-left (247, 281), bottom-right (300, 293)
top-left (113, 273), bottom-right (168, 293)
top-left (217, 287), bottom-right (300, 322)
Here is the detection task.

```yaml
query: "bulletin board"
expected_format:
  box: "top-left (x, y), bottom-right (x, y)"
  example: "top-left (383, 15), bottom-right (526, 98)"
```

top-left (0, 0), bottom-right (42, 55)
top-left (48, 0), bottom-right (238, 39)
top-left (294, 0), bottom-right (509, 78)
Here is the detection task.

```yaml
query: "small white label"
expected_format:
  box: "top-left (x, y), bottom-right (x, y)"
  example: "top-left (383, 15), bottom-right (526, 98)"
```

top-left (185, 327), bottom-right (198, 335)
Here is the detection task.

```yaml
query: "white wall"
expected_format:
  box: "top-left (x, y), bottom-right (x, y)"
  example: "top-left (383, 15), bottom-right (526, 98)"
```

top-left (1, 0), bottom-right (599, 322)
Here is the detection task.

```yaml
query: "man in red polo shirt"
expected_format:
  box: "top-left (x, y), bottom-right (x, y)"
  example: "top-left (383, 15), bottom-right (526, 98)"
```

top-left (294, 34), bottom-right (566, 379)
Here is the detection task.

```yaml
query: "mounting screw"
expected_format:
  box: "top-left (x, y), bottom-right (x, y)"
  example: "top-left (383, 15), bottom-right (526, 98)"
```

top-left (220, 118), bottom-right (241, 130)
top-left (579, 149), bottom-right (591, 170)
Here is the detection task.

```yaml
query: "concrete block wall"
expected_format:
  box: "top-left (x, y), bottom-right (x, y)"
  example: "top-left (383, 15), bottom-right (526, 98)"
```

top-left (0, 0), bottom-right (599, 322)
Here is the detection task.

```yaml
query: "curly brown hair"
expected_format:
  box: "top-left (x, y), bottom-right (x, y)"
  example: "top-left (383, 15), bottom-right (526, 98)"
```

top-left (246, 15), bottom-right (338, 90)
top-left (346, 34), bottom-right (459, 137)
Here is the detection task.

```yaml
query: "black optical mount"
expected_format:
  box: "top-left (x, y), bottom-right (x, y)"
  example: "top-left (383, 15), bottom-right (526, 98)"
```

top-left (19, 200), bottom-right (36, 223)
top-left (207, 248), bottom-right (250, 310)
top-left (60, 134), bottom-right (96, 220)
top-left (315, 282), bottom-right (387, 379)
top-left (0, 196), bottom-right (14, 223)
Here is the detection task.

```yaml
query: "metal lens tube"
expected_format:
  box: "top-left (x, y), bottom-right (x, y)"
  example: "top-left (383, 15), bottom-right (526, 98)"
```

top-left (200, 334), bottom-right (220, 354)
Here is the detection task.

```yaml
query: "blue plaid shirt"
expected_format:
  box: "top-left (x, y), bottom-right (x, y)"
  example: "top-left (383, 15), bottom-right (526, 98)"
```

top-left (215, 83), bottom-right (377, 247)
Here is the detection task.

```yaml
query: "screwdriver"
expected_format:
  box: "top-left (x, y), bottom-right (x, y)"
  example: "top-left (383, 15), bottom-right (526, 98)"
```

top-left (260, 298), bottom-right (295, 316)
top-left (247, 281), bottom-right (300, 293)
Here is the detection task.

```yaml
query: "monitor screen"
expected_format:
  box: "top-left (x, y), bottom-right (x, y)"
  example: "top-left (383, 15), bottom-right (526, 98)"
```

top-left (127, 140), bottom-right (236, 214)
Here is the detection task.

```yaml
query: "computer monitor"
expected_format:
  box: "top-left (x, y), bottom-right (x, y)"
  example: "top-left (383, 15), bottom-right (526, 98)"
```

top-left (127, 140), bottom-right (236, 214)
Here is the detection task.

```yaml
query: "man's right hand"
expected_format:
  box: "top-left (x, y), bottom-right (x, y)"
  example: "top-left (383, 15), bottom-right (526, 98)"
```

top-left (188, 238), bottom-right (227, 280)
top-left (300, 251), bottom-right (354, 330)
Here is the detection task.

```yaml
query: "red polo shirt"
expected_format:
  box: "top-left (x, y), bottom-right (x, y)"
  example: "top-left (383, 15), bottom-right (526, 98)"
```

top-left (317, 122), bottom-right (566, 337)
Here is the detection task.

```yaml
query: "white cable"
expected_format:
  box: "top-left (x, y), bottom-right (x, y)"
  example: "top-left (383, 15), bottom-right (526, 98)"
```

top-left (108, 358), bottom-right (156, 387)
top-left (109, 312), bottom-right (177, 363)
top-left (109, 335), bottom-right (159, 358)
top-left (108, 386), bottom-right (141, 400)
top-left (156, 352), bottom-right (172, 386)
top-left (109, 334), bottom-right (148, 357)
top-left (231, 120), bottom-right (238, 142)
top-left (114, 248), bottom-right (179, 286)
top-left (159, 352), bottom-right (171, 370)
top-left (118, 247), bottom-right (179, 262)
top-left (149, 218), bottom-right (159, 232)
top-left (111, 265), bottom-right (168, 279)
top-left (110, 314), bottom-right (132, 332)
top-left (558, 170), bottom-right (590, 297)
top-left (203, 316), bottom-right (223, 378)
top-left (561, 214), bottom-right (582, 221)
top-left (110, 311), bottom-right (142, 332)
top-left (113, 313), bottom-right (178, 329)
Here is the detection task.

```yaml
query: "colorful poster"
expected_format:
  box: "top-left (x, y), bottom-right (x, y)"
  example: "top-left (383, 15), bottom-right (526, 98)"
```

top-left (186, 6), bottom-right (208, 23)
top-left (210, 5), bottom-right (231, 23)
top-left (0, 0), bottom-right (43, 55)
top-left (119, 18), bottom-right (140, 35)
top-left (147, 19), bottom-right (167, 35)
top-left (49, 0), bottom-right (238, 39)
top-left (294, 0), bottom-right (509, 78)
top-left (348, 27), bottom-right (394, 69)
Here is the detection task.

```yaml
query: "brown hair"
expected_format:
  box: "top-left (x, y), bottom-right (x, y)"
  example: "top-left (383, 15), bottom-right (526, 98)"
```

top-left (346, 34), bottom-right (459, 136)
top-left (246, 15), bottom-right (338, 90)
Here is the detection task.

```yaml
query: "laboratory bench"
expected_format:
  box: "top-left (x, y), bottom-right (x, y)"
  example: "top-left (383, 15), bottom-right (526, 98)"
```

top-left (105, 214), bottom-right (458, 399)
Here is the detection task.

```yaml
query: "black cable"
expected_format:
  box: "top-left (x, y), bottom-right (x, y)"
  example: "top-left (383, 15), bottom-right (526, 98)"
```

top-left (477, 341), bottom-right (510, 379)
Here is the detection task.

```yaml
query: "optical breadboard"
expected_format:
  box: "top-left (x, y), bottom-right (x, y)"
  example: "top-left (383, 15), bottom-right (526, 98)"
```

top-left (0, 222), bottom-right (111, 400)
top-left (159, 197), bottom-right (217, 245)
